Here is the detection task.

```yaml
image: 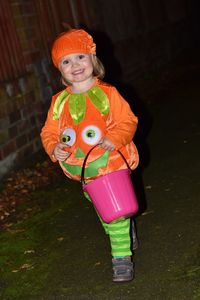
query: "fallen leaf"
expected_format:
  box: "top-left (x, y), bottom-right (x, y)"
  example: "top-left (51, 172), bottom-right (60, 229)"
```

top-left (24, 250), bottom-right (35, 254)
top-left (141, 210), bottom-right (154, 216)
top-left (21, 189), bottom-right (29, 194)
top-left (20, 263), bottom-right (34, 270)
top-left (6, 229), bottom-right (25, 234)
top-left (145, 185), bottom-right (152, 189)
top-left (0, 159), bottom-right (63, 225)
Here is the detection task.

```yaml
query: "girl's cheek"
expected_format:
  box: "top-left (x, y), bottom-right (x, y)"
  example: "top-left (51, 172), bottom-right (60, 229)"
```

top-left (59, 63), bottom-right (67, 72)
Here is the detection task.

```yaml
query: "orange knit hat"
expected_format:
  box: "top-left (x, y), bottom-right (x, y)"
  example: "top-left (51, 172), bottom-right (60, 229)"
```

top-left (51, 29), bottom-right (96, 68)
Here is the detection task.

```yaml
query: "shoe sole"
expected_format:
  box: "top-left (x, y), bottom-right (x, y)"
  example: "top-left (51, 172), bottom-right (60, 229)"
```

top-left (113, 276), bottom-right (134, 283)
top-left (113, 272), bottom-right (134, 283)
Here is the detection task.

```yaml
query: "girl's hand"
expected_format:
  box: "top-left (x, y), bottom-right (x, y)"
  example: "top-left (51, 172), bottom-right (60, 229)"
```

top-left (99, 137), bottom-right (116, 151)
top-left (53, 143), bottom-right (71, 161)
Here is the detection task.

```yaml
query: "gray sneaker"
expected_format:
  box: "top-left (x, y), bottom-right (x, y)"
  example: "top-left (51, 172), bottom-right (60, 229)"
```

top-left (112, 256), bottom-right (134, 282)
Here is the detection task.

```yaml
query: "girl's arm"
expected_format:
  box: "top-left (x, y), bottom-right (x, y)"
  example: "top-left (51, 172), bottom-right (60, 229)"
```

top-left (105, 87), bottom-right (138, 149)
top-left (40, 96), bottom-right (60, 162)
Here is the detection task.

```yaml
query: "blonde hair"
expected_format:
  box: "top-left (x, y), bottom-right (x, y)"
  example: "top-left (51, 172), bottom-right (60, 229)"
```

top-left (61, 54), bottom-right (105, 86)
top-left (91, 54), bottom-right (105, 79)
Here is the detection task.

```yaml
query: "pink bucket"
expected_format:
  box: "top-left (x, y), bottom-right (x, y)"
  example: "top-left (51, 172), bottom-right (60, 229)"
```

top-left (81, 145), bottom-right (139, 223)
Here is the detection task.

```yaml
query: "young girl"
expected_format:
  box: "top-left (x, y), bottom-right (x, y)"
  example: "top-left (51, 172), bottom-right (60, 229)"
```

top-left (41, 29), bottom-right (139, 282)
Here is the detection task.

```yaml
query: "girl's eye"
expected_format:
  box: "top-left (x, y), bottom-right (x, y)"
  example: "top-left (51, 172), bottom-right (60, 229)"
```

top-left (60, 128), bottom-right (76, 146)
top-left (79, 55), bottom-right (85, 59)
top-left (82, 125), bottom-right (102, 145)
top-left (62, 59), bottom-right (69, 65)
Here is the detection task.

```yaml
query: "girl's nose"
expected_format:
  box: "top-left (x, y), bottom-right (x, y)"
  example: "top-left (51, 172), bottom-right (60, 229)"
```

top-left (72, 59), bottom-right (80, 67)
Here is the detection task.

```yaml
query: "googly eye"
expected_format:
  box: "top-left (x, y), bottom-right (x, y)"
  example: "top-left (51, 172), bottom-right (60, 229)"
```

top-left (60, 128), bottom-right (76, 146)
top-left (82, 125), bottom-right (102, 145)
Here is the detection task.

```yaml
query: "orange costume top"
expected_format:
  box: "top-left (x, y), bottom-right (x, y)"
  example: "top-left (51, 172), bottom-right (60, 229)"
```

top-left (40, 79), bottom-right (139, 181)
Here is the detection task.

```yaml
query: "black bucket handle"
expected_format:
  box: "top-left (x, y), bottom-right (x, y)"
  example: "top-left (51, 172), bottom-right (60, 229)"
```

top-left (81, 143), bottom-right (131, 185)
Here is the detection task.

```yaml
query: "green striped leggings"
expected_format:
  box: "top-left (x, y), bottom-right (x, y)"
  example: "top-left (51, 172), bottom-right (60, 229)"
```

top-left (84, 192), bottom-right (132, 257)
top-left (99, 216), bottom-right (132, 257)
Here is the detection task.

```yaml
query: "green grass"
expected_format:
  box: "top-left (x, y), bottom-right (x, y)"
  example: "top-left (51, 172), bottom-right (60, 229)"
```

top-left (171, 249), bottom-right (200, 300)
top-left (0, 180), bottom-right (82, 300)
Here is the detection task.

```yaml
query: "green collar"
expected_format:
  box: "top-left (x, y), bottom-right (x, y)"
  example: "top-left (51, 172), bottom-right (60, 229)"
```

top-left (53, 85), bottom-right (110, 124)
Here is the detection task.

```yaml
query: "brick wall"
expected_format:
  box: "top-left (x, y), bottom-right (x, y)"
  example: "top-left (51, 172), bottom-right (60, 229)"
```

top-left (0, 71), bottom-right (49, 177)
top-left (0, 0), bottom-right (57, 179)
top-left (11, 0), bottom-right (46, 65)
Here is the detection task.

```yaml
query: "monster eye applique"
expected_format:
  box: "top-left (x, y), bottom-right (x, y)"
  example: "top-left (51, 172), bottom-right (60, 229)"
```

top-left (81, 125), bottom-right (102, 145)
top-left (60, 128), bottom-right (76, 146)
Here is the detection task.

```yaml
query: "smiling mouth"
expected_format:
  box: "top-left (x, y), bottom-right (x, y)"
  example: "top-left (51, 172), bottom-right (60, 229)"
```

top-left (72, 69), bottom-right (84, 75)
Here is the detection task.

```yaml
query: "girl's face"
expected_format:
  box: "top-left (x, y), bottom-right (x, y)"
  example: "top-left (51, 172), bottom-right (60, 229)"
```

top-left (59, 53), bottom-right (94, 85)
